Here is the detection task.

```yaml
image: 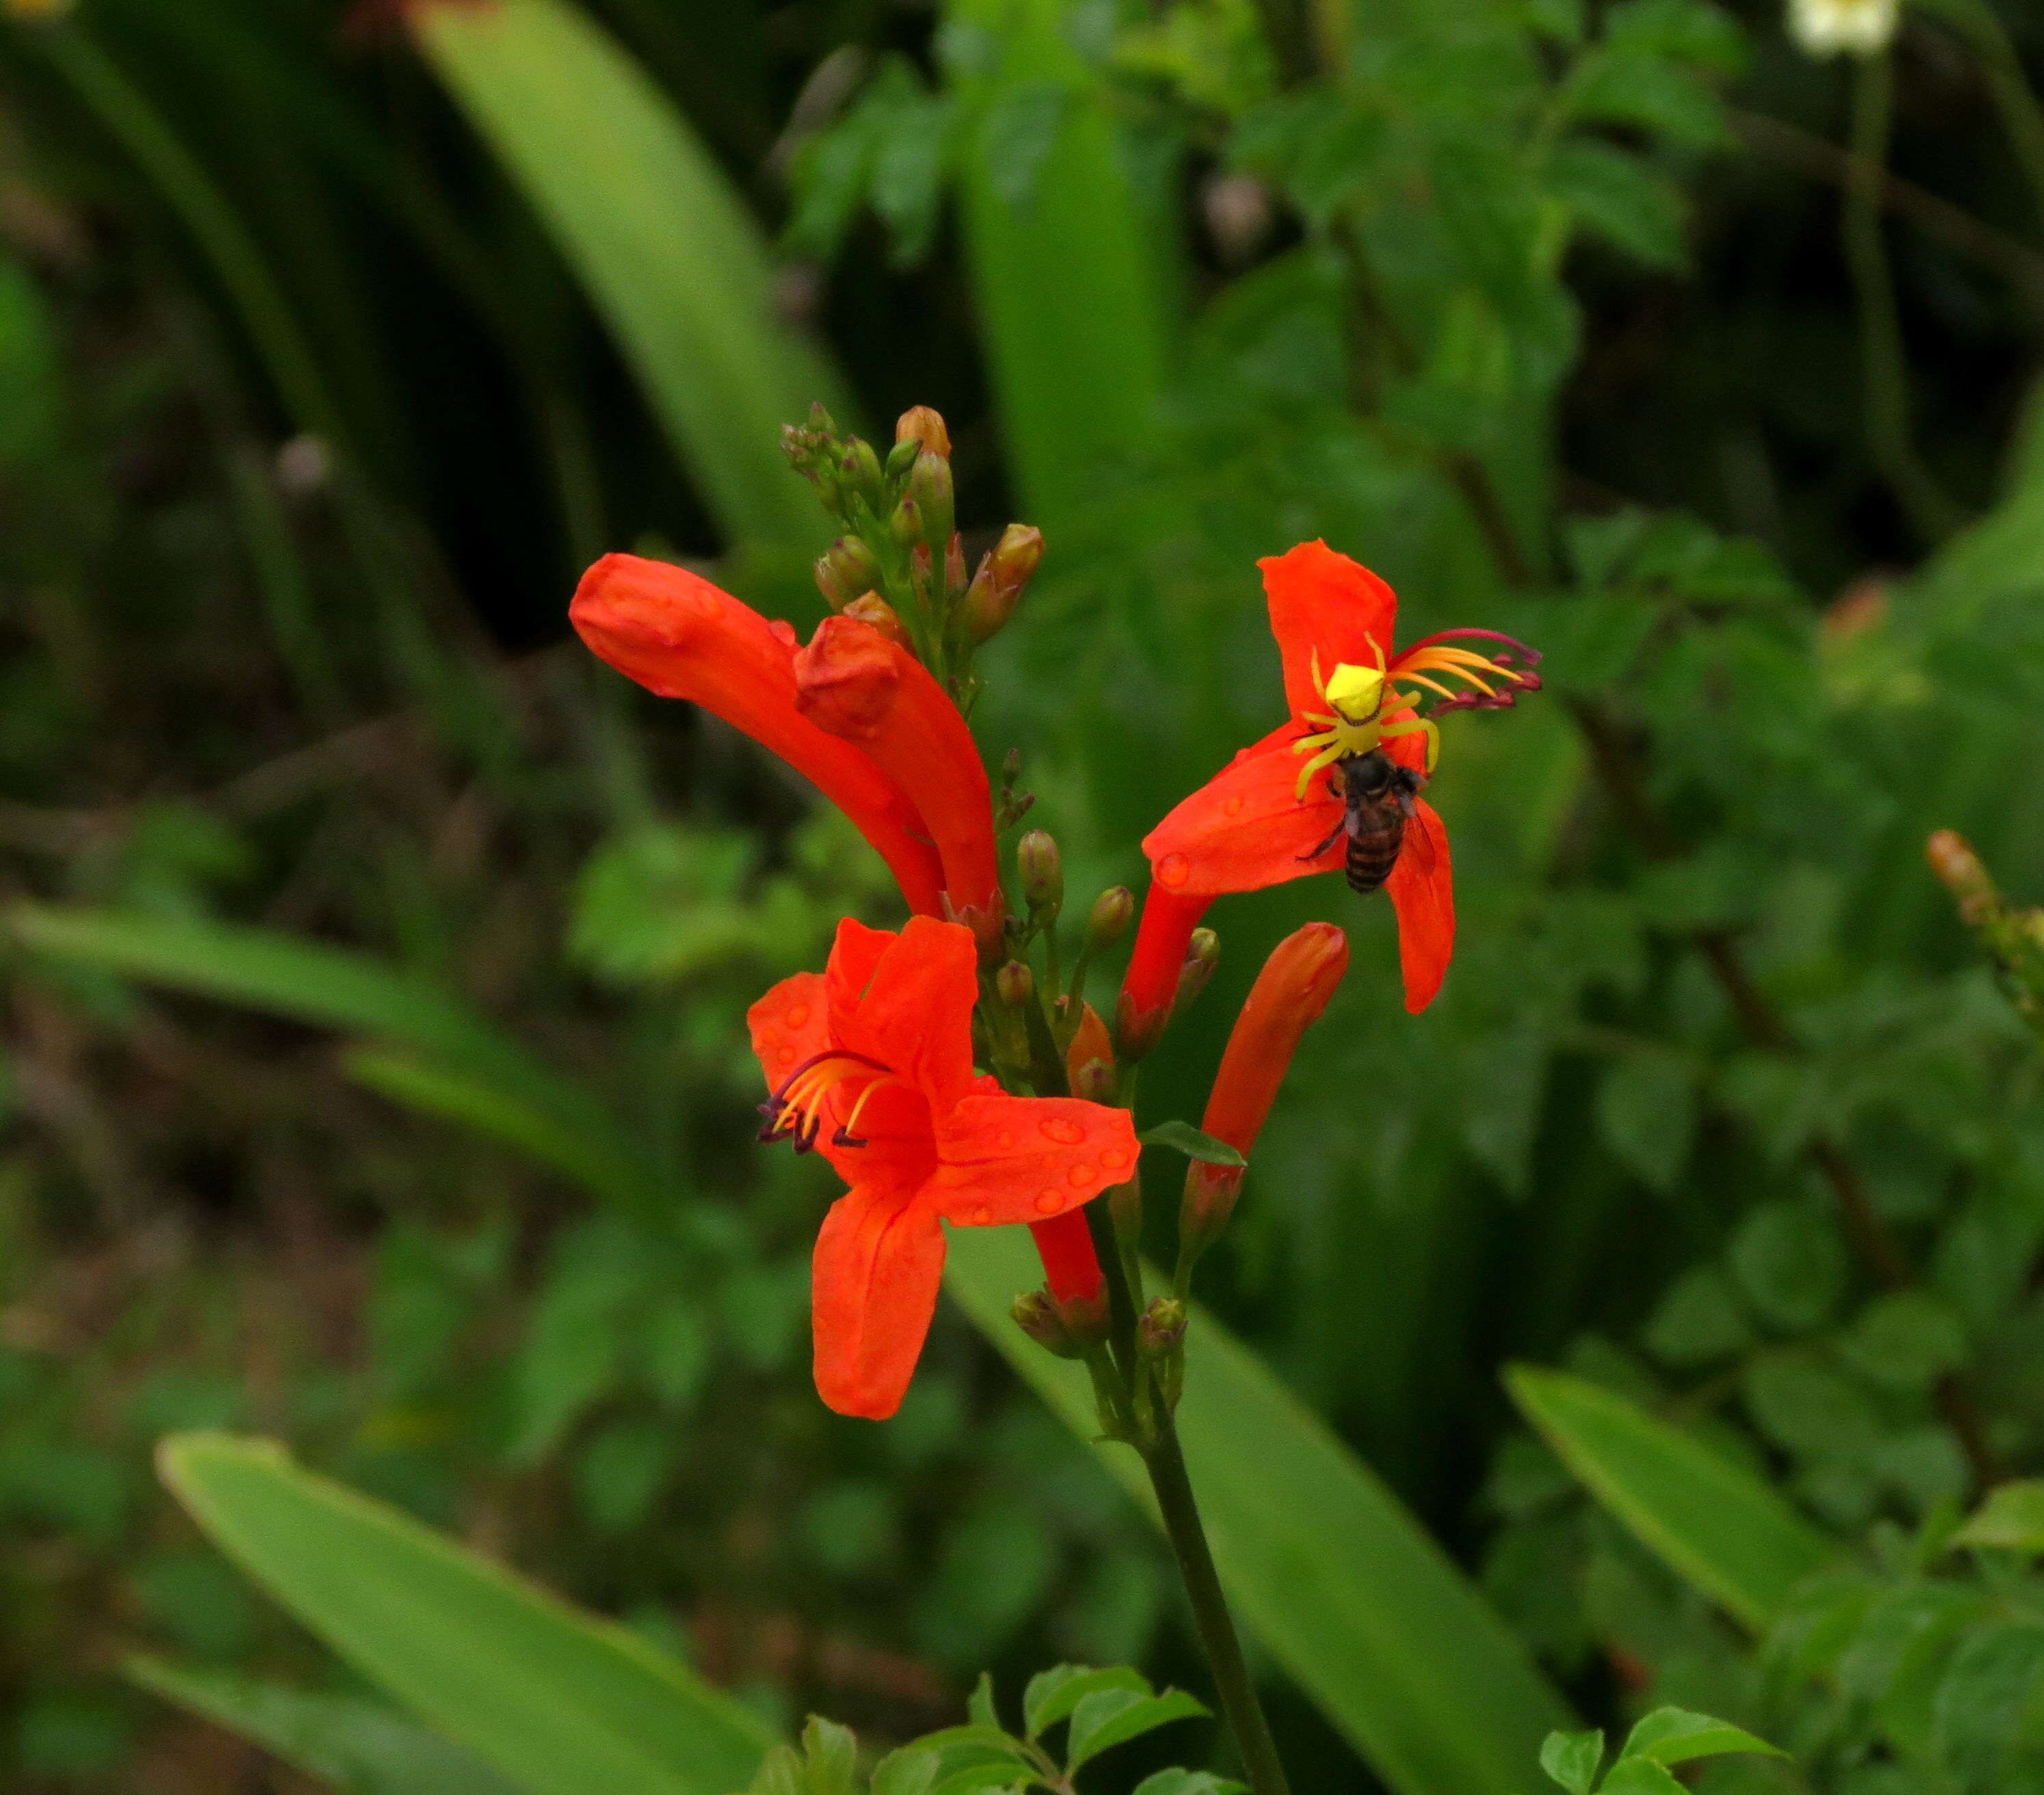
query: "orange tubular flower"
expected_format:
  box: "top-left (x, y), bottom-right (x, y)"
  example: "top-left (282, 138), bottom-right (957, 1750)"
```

top-left (749, 916), bottom-right (1137, 1419)
top-left (793, 617), bottom-right (1004, 949)
top-left (1137, 541), bottom-right (1539, 1014)
top-left (571, 554), bottom-right (946, 917)
top-left (1182, 922), bottom-right (1349, 1261)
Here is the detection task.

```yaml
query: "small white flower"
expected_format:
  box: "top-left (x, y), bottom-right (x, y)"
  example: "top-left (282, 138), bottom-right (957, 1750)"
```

top-left (1788, 0), bottom-right (1902, 57)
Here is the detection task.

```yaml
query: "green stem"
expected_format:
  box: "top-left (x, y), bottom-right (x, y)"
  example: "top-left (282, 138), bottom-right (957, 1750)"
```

top-left (1141, 1421), bottom-right (1294, 1795)
top-left (1844, 51), bottom-right (1965, 546)
top-left (1075, 1196), bottom-right (1291, 1795)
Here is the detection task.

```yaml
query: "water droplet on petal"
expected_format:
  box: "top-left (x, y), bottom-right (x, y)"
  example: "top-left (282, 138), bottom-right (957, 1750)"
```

top-left (1157, 853), bottom-right (1190, 888)
top-left (776, 1046), bottom-right (797, 1067)
top-left (1068, 1163), bottom-right (1096, 1187)
top-left (972, 1206), bottom-right (991, 1224)
top-left (1040, 1117), bottom-right (1085, 1145)
top-left (1100, 1147), bottom-right (1126, 1171)
top-left (1224, 796), bottom-right (1244, 817)
top-left (787, 1004), bottom-right (810, 1028)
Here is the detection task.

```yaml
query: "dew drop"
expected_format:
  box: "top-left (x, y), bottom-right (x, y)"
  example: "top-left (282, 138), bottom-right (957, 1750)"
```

top-left (1040, 1117), bottom-right (1086, 1145)
top-left (1068, 1162), bottom-right (1096, 1187)
top-left (1035, 1189), bottom-right (1063, 1214)
top-left (786, 1003), bottom-right (810, 1028)
top-left (1158, 853), bottom-right (1191, 889)
top-left (1100, 1147), bottom-right (1126, 1171)
top-left (776, 1046), bottom-right (797, 1067)
top-left (972, 1206), bottom-right (991, 1225)
top-left (1224, 795), bottom-right (1244, 817)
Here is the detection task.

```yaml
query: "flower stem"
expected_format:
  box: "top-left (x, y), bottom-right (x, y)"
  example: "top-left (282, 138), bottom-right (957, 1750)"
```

top-left (1077, 1198), bottom-right (1292, 1795)
top-left (1141, 1419), bottom-right (1294, 1795)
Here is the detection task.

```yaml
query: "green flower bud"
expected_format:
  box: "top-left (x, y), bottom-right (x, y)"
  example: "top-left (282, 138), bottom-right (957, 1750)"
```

top-left (908, 448), bottom-right (955, 549)
top-left (814, 536), bottom-right (881, 612)
top-left (996, 959), bottom-right (1035, 1009)
top-left (1176, 928), bottom-right (1220, 1011)
top-left (1017, 831), bottom-right (1062, 917)
top-left (1086, 886), bottom-right (1134, 953)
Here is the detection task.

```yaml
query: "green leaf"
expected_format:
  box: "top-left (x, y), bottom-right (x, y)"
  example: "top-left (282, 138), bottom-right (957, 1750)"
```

top-left (1506, 1367), bottom-right (1839, 1631)
top-left (128, 1655), bottom-right (520, 1795)
top-left (1022, 1665), bottom-right (1147, 1739)
top-left (1620, 1707), bottom-right (1785, 1767)
top-left (1932, 1622), bottom-right (2044, 1792)
top-left (1137, 1122), bottom-right (1247, 1167)
top-left (1065, 1688), bottom-right (1206, 1768)
top-left (413, 0), bottom-right (845, 550)
top-left (966, 1673), bottom-right (1002, 1732)
top-left (1729, 1200), bottom-right (1847, 1333)
top-left (1538, 1729), bottom-right (1603, 1795)
top-left (944, 1229), bottom-right (1573, 1795)
top-left (800, 1716), bottom-right (859, 1795)
top-left (946, 0), bottom-right (1175, 539)
top-left (1549, 140), bottom-right (1687, 270)
top-left (1130, 1774), bottom-right (1245, 1795)
top-left (159, 1434), bottom-right (775, 1795)
top-left (1594, 1053), bottom-right (1696, 1193)
top-left (1598, 1761), bottom-right (1685, 1795)
top-left (872, 1746), bottom-right (942, 1795)
top-left (1953, 1479), bottom-right (2044, 1552)
top-left (10, 906), bottom-right (655, 1211)
top-left (1063, 1692), bottom-right (1202, 1774)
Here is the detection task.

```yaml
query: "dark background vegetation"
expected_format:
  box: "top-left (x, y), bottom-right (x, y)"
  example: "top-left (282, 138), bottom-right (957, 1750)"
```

top-left (4, 0), bottom-right (2044, 1791)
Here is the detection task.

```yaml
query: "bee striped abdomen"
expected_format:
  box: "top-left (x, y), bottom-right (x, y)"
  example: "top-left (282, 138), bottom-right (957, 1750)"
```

top-left (1344, 811), bottom-right (1406, 895)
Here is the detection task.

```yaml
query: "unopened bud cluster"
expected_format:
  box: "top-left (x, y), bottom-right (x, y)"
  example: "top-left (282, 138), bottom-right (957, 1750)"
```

top-left (783, 404), bottom-right (1046, 699)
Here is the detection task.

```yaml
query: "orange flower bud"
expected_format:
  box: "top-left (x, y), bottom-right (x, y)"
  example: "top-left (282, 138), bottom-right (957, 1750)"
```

top-left (895, 405), bottom-right (952, 460)
top-left (1202, 922), bottom-right (1349, 1161)
top-left (842, 593), bottom-right (914, 653)
top-left (1064, 1002), bottom-right (1113, 1091)
top-left (1928, 829), bottom-right (1995, 921)
top-left (962, 524), bottom-right (1044, 647)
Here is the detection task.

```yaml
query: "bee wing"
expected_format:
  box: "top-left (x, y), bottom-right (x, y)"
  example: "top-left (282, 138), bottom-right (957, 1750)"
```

top-left (1397, 795), bottom-right (1438, 875)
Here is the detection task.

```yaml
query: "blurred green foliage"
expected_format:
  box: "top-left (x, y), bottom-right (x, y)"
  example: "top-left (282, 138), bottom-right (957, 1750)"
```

top-left (5, 0), bottom-right (2044, 1792)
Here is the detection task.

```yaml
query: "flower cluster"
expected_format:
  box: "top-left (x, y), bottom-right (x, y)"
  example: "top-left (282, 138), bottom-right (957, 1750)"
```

top-left (572, 407), bottom-right (1540, 1421)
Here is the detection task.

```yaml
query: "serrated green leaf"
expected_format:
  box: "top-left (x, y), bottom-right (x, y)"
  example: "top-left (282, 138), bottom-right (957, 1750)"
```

top-left (1137, 1122), bottom-right (1246, 1167)
top-left (1620, 1707), bottom-right (1784, 1767)
top-left (1022, 1665), bottom-right (1147, 1739)
top-left (1599, 1759), bottom-right (1685, 1795)
top-left (1538, 1729), bottom-right (1603, 1795)
top-left (1065, 1688), bottom-right (1206, 1768)
top-left (871, 1747), bottom-right (942, 1795)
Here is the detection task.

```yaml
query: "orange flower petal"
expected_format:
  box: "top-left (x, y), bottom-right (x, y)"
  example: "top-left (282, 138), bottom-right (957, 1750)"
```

top-left (926, 1094), bottom-right (1139, 1228)
top-left (794, 616), bottom-right (1002, 930)
top-left (823, 916), bottom-right (897, 1042)
top-left (571, 555), bottom-right (946, 916)
top-left (838, 916), bottom-right (980, 1114)
top-left (1385, 797), bottom-right (1454, 1012)
top-left (1141, 725), bottom-right (1345, 897)
top-left (1258, 541), bottom-right (1400, 720)
top-left (747, 970), bottom-right (831, 1089)
top-left (810, 1182), bottom-right (947, 1420)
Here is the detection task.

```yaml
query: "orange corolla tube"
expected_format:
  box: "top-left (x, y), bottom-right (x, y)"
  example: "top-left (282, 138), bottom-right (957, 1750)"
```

top-left (749, 916), bottom-right (1137, 1419)
top-left (1139, 541), bottom-right (1537, 1013)
top-left (793, 615), bottom-right (1003, 948)
top-left (570, 554), bottom-right (946, 917)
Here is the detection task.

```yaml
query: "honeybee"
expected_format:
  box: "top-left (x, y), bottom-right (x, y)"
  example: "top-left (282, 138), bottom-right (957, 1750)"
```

top-left (1300, 749), bottom-right (1432, 895)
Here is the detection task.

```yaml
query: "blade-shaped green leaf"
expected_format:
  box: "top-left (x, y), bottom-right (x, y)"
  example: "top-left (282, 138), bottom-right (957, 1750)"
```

top-left (159, 1434), bottom-right (775, 1795)
top-left (944, 1228), bottom-right (1573, 1795)
top-left (412, 0), bottom-right (844, 552)
top-left (944, 0), bottom-right (1175, 539)
top-left (1507, 1365), bottom-right (1839, 1631)
top-left (10, 905), bottom-right (655, 1209)
top-left (1953, 1477), bottom-right (2044, 1551)
top-left (129, 1655), bottom-right (521, 1795)
top-left (1620, 1707), bottom-right (1785, 1768)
